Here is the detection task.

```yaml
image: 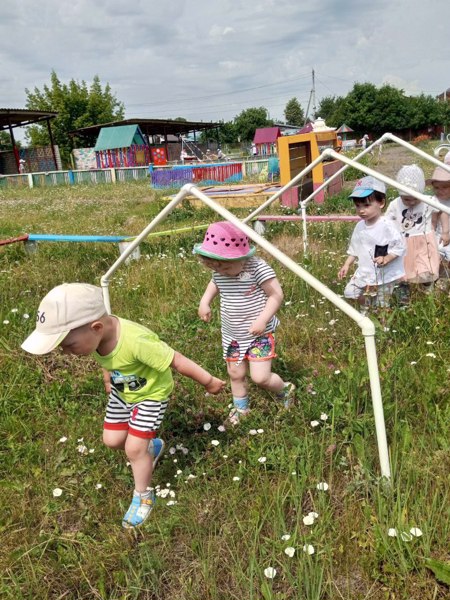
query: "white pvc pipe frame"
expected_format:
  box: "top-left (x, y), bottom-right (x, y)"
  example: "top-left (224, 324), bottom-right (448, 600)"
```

top-left (243, 133), bottom-right (450, 254)
top-left (101, 189), bottom-right (392, 480)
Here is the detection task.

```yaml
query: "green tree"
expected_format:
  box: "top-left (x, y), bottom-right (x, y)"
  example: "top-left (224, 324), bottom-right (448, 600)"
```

top-left (316, 95), bottom-right (346, 127)
top-left (200, 120), bottom-right (237, 145)
top-left (233, 107), bottom-right (272, 142)
top-left (340, 82), bottom-right (379, 133)
top-left (371, 85), bottom-right (410, 134)
top-left (284, 97), bottom-right (304, 126)
top-left (409, 94), bottom-right (444, 130)
top-left (0, 131), bottom-right (21, 150)
top-left (217, 120), bottom-right (237, 144)
top-left (25, 71), bottom-right (125, 166)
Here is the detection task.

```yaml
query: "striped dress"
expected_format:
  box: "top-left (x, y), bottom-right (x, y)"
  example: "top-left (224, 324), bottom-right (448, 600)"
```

top-left (212, 257), bottom-right (279, 364)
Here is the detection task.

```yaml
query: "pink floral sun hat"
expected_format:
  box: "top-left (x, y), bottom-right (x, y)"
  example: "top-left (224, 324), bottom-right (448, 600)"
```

top-left (193, 221), bottom-right (256, 261)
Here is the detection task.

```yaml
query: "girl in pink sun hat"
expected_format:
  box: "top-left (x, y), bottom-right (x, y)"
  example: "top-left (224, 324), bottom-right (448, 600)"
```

top-left (193, 221), bottom-right (295, 425)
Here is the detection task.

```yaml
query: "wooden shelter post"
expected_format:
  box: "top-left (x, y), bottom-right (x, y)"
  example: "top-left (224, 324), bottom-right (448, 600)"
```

top-left (46, 118), bottom-right (58, 169)
top-left (7, 117), bottom-right (20, 172)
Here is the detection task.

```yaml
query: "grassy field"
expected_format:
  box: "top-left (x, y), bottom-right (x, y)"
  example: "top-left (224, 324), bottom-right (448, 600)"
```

top-left (0, 179), bottom-right (449, 600)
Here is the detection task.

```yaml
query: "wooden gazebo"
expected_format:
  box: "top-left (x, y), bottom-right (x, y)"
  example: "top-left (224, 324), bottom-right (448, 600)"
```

top-left (0, 108), bottom-right (58, 172)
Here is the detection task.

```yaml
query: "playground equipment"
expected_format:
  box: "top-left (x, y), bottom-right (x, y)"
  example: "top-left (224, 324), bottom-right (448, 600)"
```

top-left (277, 122), bottom-right (343, 205)
top-left (434, 133), bottom-right (450, 160)
top-left (99, 142), bottom-right (450, 480)
top-left (148, 162), bottom-right (243, 189)
top-left (180, 137), bottom-right (216, 163)
top-left (0, 234), bottom-right (30, 247)
top-left (245, 133), bottom-right (450, 254)
top-left (0, 225), bottom-right (209, 262)
top-left (99, 181), bottom-right (392, 478)
top-left (94, 125), bottom-right (151, 168)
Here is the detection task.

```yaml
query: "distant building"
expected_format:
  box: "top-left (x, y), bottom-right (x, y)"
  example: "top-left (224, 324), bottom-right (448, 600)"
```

top-left (253, 127), bottom-right (282, 156)
top-left (94, 124), bottom-right (151, 168)
top-left (437, 88), bottom-right (450, 102)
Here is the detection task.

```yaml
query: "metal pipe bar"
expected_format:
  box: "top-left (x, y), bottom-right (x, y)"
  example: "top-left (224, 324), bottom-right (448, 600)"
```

top-left (100, 183), bottom-right (392, 479)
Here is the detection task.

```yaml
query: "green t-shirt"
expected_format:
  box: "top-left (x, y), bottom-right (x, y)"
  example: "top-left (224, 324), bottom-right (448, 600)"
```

top-left (94, 317), bottom-right (175, 403)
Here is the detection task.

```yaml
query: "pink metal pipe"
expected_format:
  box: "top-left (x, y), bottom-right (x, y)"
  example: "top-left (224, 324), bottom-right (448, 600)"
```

top-left (254, 215), bottom-right (359, 222)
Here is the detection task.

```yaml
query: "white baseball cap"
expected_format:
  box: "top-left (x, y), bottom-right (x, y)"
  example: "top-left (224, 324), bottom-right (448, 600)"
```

top-left (349, 176), bottom-right (386, 198)
top-left (21, 283), bottom-right (107, 355)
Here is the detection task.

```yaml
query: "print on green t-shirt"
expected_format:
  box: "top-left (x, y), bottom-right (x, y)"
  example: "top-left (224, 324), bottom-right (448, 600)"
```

top-left (95, 318), bottom-right (174, 403)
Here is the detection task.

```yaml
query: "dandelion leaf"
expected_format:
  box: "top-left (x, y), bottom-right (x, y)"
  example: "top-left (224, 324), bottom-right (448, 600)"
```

top-left (425, 558), bottom-right (450, 586)
top-left (261, 581), bottom-right (273, 600)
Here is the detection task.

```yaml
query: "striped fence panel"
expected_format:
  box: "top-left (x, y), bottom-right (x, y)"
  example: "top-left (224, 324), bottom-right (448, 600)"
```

top-left (149, 162), bottom-right (243, 189)
top-left (0, 159), bottom-right (275, 190)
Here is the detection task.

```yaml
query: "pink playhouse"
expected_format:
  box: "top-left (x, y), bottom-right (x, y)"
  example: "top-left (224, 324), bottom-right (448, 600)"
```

top-left (253, 127), bottom-right (281, 156)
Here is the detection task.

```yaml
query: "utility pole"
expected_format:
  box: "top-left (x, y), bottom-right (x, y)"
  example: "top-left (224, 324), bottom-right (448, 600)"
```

top-left (303, 69), bottom-right (316, 125)
top-left (312, 68), bottom-right (317, 118)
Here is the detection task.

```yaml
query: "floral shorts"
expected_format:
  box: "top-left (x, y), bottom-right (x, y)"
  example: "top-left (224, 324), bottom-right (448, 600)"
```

top-left (226, 333), bottom-right (277, 363)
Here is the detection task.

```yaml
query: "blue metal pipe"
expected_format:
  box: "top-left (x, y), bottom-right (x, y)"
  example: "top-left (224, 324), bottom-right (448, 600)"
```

top-left (28, 234), bottom-right (129, 242)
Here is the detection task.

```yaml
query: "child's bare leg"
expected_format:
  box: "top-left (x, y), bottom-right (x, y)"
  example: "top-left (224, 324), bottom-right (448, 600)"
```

top-left (227, 361), bottom-right (250, 424)
top-left (125, 435), bottom-right (153, 492)
top-left (250, 361), bottom-right (296, 408)
top-left (227, 361), bottom-right (248, 398)
top-left (249, 360), bottom-right (284, 393)
top-left (103, 429), bottom-right (128, 450)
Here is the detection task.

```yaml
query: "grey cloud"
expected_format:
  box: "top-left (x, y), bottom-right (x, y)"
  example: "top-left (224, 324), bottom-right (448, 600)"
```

top-left (1, 0), bottom-right (449, 125)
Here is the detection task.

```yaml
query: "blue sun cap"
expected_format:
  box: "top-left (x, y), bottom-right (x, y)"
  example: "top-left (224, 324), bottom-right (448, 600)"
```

top-left (349, 175), bottom-right (386, 198)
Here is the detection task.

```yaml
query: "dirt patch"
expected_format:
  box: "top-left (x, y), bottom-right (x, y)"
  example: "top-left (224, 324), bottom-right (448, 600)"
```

top-left (347, 142), bottom-right (434, 189)
top-left (374, 142), bottom-right (425, 180)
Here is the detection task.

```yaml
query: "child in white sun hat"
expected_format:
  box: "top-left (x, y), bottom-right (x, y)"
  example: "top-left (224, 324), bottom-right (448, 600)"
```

top-left (193, 221), bottom-right (295, 426)
top-left (338, 176), bottom-right (406, 312)
top-left (21, 283), bottom-right (225, 529)
top-left (385, 165), bottom-right (440, 289)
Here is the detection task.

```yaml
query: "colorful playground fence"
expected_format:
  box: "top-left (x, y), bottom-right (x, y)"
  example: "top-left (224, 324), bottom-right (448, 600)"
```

top-left (149, 162), bottom-right (243, 189)
top-left (0, 167), bottom-right (148, 188)
top-left (0, 159), bottom-right (270, 190)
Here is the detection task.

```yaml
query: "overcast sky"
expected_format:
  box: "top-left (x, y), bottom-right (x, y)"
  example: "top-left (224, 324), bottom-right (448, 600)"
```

top-left (1, 0), bottom-right (449, 133)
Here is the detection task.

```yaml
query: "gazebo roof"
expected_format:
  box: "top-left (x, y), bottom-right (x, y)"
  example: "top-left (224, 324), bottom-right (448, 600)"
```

top-left (0, 108), bottom-right (57, 131)
top-left (336, 124), bottom-right (354, 133)
top-left (71, 118), bottom-right (221, 143)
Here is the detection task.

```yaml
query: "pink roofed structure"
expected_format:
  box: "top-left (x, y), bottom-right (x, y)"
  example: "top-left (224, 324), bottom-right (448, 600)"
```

top-left (253, 127), bottom-right (281, 156)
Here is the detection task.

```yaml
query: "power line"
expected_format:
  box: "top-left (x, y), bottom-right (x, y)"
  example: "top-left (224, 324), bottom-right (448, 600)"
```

top-left (125, 72), bottom-right (312, 108)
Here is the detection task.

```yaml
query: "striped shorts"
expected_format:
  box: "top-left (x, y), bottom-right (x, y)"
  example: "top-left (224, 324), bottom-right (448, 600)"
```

top-left (104, 387), bottom-right (169, 439)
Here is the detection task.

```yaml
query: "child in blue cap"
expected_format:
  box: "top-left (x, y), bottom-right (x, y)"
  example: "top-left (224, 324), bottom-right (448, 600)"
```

top-left (338, 176), bottom-right (406, 311)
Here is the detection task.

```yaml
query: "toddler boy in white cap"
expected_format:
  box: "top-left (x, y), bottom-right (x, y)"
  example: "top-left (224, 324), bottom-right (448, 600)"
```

top-left (22, 283), bottom-right (225, 529)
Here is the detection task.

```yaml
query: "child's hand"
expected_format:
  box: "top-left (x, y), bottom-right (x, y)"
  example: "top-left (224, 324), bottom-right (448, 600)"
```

top-left (373, 256), bottom-right (386, 267)
top-left (440, 231), bottom-right (450, 246)
top-left (104, 381), bottom-right (111, 394)
top-left (374, 255), bottom-right (393, 267)
top-left (338, 265), bottom-right (348, 279)
top-left (198, 303), bottom-right (212, 322)
top-left (248, 317), bottom-right (267, 336)
top-left (205, 377), bottom-right (226, 394)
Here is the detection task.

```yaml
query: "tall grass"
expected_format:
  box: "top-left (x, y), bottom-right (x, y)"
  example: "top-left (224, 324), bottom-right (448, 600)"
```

top-left (0, 181), bottom-right (449, 599)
